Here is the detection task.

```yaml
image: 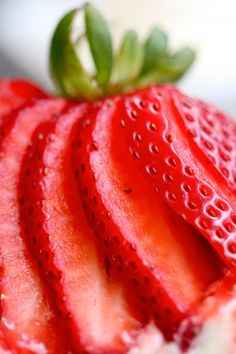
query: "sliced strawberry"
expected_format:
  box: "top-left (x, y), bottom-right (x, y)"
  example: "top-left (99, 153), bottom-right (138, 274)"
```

top-left (18, 104), bottom-right (141, 353)
top-left (71, 99), bottom-right (222, 340)
top-left (0, 79), bottom-right (46, 117)
top-left (171, 89), bottom-right (236, 190)
top-left (117, 85), bottom-right (236, 272)
top-left (0, 99), bottom-right (70, 353)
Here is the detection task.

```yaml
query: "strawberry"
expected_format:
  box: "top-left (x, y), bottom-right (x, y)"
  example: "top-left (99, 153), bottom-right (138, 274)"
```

top-left (117, 85), bottom-right (236, 272)
top-left (49, 3), bottom-right (228, 347)
top-left (0, 3), bottom-right (233, 353)
top-left (0, 79), bottom-right (46, 117)
top-left (18, 104), bottom-right (141, 353)
top-left (171, 89), bottom-right (236, 189)
top-left (0, 99), bottom-right (70, 353)
top-left (71, 98), bottom-right (222, 340)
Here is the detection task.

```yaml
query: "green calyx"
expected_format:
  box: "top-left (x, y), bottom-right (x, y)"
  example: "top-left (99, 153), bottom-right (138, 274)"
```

top-left (49, 3), bottom-right (196, 101)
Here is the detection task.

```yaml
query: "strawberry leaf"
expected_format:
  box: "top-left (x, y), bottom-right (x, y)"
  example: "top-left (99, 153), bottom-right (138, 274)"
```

top-left (158, 47), bottom-right (196, 81)
top-left (141, 27), bottom-right (168, 74)
top-left (85, 3), bottom-right (113, 91)
top-left (137, 47), bottom-right (195, 86)
top-left (49, 9), bottom-right (95, 100)
top-left (136, 70), bottom-right (168, 87)
top-left (111, 30), bottom-right (144, 90)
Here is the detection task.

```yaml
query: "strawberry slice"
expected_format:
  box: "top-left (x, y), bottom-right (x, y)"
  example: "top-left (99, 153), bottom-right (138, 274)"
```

top-left (0, 99), bottom-right (70, 353)
top-left (118, 85), bottom-right (236, 272)
top-left (171, 89), bottom-right (236, 190)
top-left (0, 79), bottom-right (46, 117)
top-left (18, 104), bottom-right (141, 353)
top-left (71, 99), bottom-right (222, 340)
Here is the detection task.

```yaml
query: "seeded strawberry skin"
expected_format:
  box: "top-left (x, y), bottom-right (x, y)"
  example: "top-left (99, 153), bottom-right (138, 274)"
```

top-left (118, 85), bottom-right (236, 271)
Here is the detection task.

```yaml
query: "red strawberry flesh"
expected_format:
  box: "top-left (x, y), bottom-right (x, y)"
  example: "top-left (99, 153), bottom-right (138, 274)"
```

top-left (0, 99), bottom-right (69, 353)
top-left (71, 99), bottom-right (222, 339)
top-left (18, 104), bottom-right (141, 353)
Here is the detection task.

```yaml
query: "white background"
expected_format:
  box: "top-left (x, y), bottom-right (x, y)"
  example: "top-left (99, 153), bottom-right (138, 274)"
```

top-left (0, 0), bottom-right (235, 115)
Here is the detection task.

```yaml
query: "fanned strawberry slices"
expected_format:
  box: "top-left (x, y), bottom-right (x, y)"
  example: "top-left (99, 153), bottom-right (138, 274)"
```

top-left (0, 79), bottom-right (236, 352)
top-left (1, 3), bottom-right (236, 353)
top-left (18, 104), bottom-right (140, 353)
top-left (71, 99), bottom-right (222, 339)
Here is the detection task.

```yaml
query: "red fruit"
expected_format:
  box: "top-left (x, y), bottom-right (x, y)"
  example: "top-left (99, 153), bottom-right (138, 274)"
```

top-left (171, 89), bottom-right (236, 189)
top-left (0, 329), bottom-right (10, 353)
top-left (0, 99), bottom-right (70, 353)
top-left (71, 99), bottom-right (222, 340)
top-left (118, 85), bottom-right (236, 272)
top-left (18, 104), bottom-right (141, 353)
top-left (1, 4), bottom-right (234, 353)
top-left (0, 79), bottom-right (46, 117)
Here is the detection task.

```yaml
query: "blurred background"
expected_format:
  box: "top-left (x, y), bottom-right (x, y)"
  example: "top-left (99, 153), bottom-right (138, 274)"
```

top-left (0, 0), bottom-right (235, 115)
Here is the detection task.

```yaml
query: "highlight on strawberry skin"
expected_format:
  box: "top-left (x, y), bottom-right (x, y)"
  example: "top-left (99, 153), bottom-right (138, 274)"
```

top-left (0, 2), bottom-right (236, 354)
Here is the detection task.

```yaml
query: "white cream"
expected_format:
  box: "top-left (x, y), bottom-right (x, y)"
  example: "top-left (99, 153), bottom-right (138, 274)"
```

top-left (128, 297), bottom-right (236, 354)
